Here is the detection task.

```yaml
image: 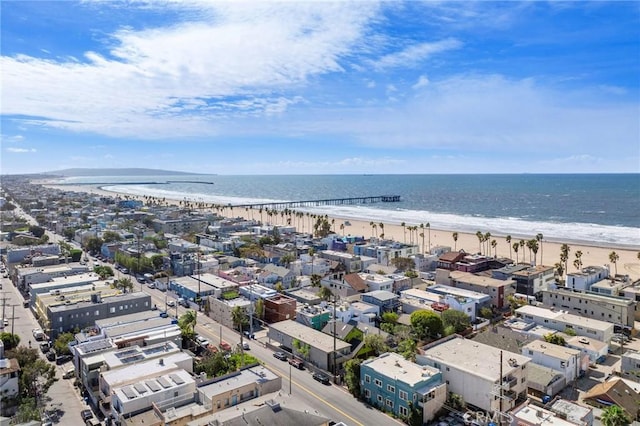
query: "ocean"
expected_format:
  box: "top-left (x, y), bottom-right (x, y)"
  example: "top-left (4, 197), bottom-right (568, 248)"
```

top-left (57, 174), bottom-right (640, 248)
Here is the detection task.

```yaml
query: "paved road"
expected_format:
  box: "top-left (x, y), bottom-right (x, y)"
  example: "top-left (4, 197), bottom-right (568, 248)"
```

top-left (1, 274), bottom-right (87, 426)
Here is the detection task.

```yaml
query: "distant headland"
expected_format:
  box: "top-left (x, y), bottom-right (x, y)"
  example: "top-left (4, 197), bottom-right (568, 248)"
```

top-left (43, 168), bottom-right (208, 177)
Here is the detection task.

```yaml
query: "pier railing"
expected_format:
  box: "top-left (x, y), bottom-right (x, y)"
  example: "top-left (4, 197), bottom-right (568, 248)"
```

top-left (233, 195), bottom-right (400, 210)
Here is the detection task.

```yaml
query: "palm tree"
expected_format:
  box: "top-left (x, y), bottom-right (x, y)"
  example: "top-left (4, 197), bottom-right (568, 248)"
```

top-left (419, 223), bottom-right (424, 253)
top-left (452, 232), bottom-right (458, 251)
top-left (179, 309), bottom-right (197, 335)
top-left (401, 222), bottom-right (406, 243)
top-left (600, 404), bottom-right (631, 426)
top-left (536, 233), bottom-right (544, 264)
top-left (554, 262), bottom-right (565, 283)
top-left (379, 222), bottom-right (384, 239)
top-left (609, 251), bottom-right (620, 276)
top-left (318, 286), bottom-right (333, 302)
top-left (426, 222), bottom-right (431, 252)
top-left (560, 244), bottom-right (571, 277)
top-left (370, 222), bottom-right (377, 238)
top-left (491, 239), bottom-right (497, 257)
top-left (484, 232), bottom-right (491, 256)
top-left (519, 240), bottom-right (526, 263)
top-left (339, 223), bottom-right (345, 234)
top-left (530, 239), bottom-right (539, 265)
top-left (574, 250), bottom-right (583, 271)
top-left (513, 242), bottom-right (519, 263)
top-left (115, 277), bottom-right (133, 293)
top-left (231, 306), bottom-right (249, 333)
top-left (506, 235), bottom-right (512, 260)
top-left (476, 231), bottom-right (483, 253)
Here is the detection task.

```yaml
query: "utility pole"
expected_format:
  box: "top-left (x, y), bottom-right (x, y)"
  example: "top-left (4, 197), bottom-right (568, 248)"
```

top-left (9, 305), bottom-right (19, 336)
top-left (333, 291), bottom-right (337, 384)
top-left (0, 294), bottom-right (9, 323)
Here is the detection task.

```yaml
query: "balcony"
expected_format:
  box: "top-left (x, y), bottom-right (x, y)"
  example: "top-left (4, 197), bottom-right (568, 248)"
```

top-left (502, 376), bottom-right (517, 390)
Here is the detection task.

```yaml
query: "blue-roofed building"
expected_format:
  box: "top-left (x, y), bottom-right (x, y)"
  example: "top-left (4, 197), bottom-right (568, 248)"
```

top-left (360, 352), bottom-right (446, 423)
top-left (117, 199), bottom-right (143, 209)
top-left (361, 290), bottom-right (400, 313)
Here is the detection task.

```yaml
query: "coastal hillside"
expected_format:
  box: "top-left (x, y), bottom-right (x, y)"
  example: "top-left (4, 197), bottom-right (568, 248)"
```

top-left (45, 168), bottom-right (202, 177)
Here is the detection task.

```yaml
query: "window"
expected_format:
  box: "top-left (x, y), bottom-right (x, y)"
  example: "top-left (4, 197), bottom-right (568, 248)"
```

top-left (387, 385), bottom-right (395, 393)
top-left (399, 390), bottom-right (408, 401)
top-left (377, 395), bottom-right (383, 403)
top-left (110, 307), bottom-right (116, 313)
top-left (95, 310), bottom-right (99, 316)
top-left (386, 399), bottom-right (393, 408)
top-left (58, 317), bottom-right (63, 323)
top-left (528, 350), bottom-right (533, 355)
top-left (374, 379), bottom-right (382, 387)
top-left (365, 375), bottom-right (370, 384)
top-left (399, 406), bottom-right (408, 417)
top-left (521, 377), bottom-right (525, 383)
top-left (446, 367), bottom-right (450, 371)
top-left (365, 389), bottom-right (371, 398)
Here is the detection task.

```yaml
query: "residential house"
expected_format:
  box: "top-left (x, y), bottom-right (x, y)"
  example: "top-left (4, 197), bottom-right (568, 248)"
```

top-left (522, 340), bottom-right (582, 383)
top-left (448, 270), bottom-right (516, 309)
top-left (511, 265), bottom-right (555, 298)
top-left (361, 290), bottom-right (400, 313)
top-left (360, 352), bottom-right (446, 423)
top-left (425, 284), bottom-right (492, 321)
top-left (321, 273), bottom-right (367, 299)
top-left (565, 266), bottom-right (610, 291)
top-left (620, 350), bottom-right (640, 383)
top-left (296, 303), bottom-right (332, 330)
top-left (417, 335), bottom-right (531, 413)
top-left (583, 378), bottom-right (639, 422)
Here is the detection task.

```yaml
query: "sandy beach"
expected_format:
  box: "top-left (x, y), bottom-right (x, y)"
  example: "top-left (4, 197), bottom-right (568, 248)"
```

top-left (44, 184), bottom-right (640, 280)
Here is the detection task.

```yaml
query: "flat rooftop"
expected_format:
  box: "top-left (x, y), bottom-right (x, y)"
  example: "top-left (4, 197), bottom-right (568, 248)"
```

top-left (95, 310), bottom-right (160, 329)
top-left (362, 352), bottom-right (440, 387)
top-left (401, 288), bottom-right (443, 303)
top-left (450, 270), bottom-right (515, 287)
top-left (269, 320), bottom-right (350, 353)
top-left (171, 276), bottom-right (219, 293)
top-left (197, 272), bottom-right (238, 290)
top-left (421, 336), bottom-right (531, 381)
top-left (426, 284), bottom-right (491, 301)
top-left (516, 305), bottom-right (613, 332)
top-left (31, 272), bottom-right (101, 290)
top-left (101, 351), bottom-right (192, 386)
top-left (199, 366), bottom-right (279, 399)
top-left (512, 403), bottom-right (575, 426)
top-left (49, 291), bottom-right (149, 313)
top-left (523, 340), bottom-right (581, 361)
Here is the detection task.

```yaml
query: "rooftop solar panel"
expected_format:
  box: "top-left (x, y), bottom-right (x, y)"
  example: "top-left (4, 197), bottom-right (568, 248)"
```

top-left (122, 386), bottom-right (137, 399)
top-left (133, 383), bottom-right (147, 394)
top-left (157, 377), bottom-right (172, 388)
top-left (169, 373), bottom-right (185, 385)
top-left (145, 380), bottom-right (161, 392)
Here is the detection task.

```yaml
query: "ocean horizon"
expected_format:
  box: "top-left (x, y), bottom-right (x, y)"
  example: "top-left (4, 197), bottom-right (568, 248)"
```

top-left (54, 174), bottom-right (640, 248)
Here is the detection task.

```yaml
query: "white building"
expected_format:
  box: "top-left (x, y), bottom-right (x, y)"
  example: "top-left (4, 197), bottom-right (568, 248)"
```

top-left (565, 266), bottom-right (609, 291)
top-left (522, 340), bottom-right (581, 383)
top-left (516, 305), bottom-right (614, 343)
top-left (541, 288), bottom-right (635, 327)
top-left (620, 350), bottom-right (640, 383)
top-left (417, 336), bottom-right (531, 413)
top-left (358, 273), bottom-right (394, 292)
top-left (509, 401), bottom-right (581, 426)
top-left (425, 284), bottom-right (492, 321)
top-left (332, 300), bottom-right (379, 325)
top-left (0, 342), bottom-right (19, 403)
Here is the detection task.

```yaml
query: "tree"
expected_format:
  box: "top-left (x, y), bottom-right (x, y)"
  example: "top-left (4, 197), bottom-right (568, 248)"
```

top-left (178, 310), bottom-right (197, 338)
top-left (601, 405), bottom-right (631, 426)
top-left (292, 338), bottom-right (311, 360)
top-left (426, 222), bottom-right (431, 252)
top-left (28, 225), bottom-right (45, 238)
top-left (381, 312), bottom-right (399, 324)
top-left (231, 306), bottom-right (249, 332)
top-left (0, 332), bottom-right (20, 350)
top-left (554, 262), bottom-right (565, 284)
top-left (401, 222), bottom-right (406, 243)
top-left (318, 286), bottom-right (333, 301)
top-left (441, 310), bottom-right (471, 333)
top-left (114, 277), bottom-right (133, 293)
top-left (519, 240), bottom-right (526, 263)
top-left (574, 250), bottom-right (583, 271)
top-left (363, 334), bottom-right (387, 356)
top-left (560, 243), bottom-right (571, 276)
top-left (513, 242), bottom-right (519, 263)
top-left (344, 359), bottom-right (362, 398)
top-left (53, 332), bottom-right (75, 356)
top-left (254, 297), bottom-right (265, 320)
top-left (536, 233), bottom-right (544, 264)
top-left (102, 230), bottom-right (122, 243)
top-left (84, 236), bottom-right (104, 253)
top-left (94, 265), bottom-right (114, 279)
top-left (390, 257), bottom-right (415, 271)
top-left (609, 251), bottom-right (620, 276)
top-left (479, 307), bottom-right (493, 320)
top-left (410, 310), bottom-right (443, 341)
top-left (543, 333), bottom-right (566, 346)
top-left (310, 274), bottom-right (322, 287)
top-left (398, 338), bottom-right (417, 361)
top-left (563, 327), bottom-right (577, 336)
top-left (9, 346), bottom-right (56, 403)
top-left (491, 239), bottom-right (497, 257)
top-left (406, 402), bottom-right (423, 426)
top-left (151, 254), bottom-right (164, 271)
top-left (280, 254), bottom-right (295, 268)
top-left (274, 282), bottom-right (284, 293)
top-left (506, 235), bottom-right (512, 259)
top-left (452, 231), bottom-right (458, 250)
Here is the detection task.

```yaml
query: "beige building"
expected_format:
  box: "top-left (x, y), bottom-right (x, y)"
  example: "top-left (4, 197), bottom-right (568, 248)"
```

top-left (448, 270), bottom-right (516, 309)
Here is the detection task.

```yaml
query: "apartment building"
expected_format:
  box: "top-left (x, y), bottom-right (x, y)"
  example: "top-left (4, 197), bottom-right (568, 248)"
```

top-left (565, 266), bottom-right (609, 291)
top-left (448, 270), bottom-right (516, 309)
top-left (417, 336), bottom-right (531, 413)
top-left (512, 265), bottom-right (555, 298)
top-left (541, 288), bottom-right (635, 327)
top-left (620, 350), bottom-right (640, 383)
top-left (264, 294), bottom-right (297, 323)
top-left (515, 305), bottom-right (614, 343)
top-left (360, 352), bottom-right (446, 423)
top-left (521, 340), bottom-right (582, 383)
top-left (208, 296), bottom-right (252, 330)
top-left (425, 284), bottom-right (492, 321)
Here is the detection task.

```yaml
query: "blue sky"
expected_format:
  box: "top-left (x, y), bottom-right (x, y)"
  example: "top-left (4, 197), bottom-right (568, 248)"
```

top-left (1, 1), bottom-right (639, 175)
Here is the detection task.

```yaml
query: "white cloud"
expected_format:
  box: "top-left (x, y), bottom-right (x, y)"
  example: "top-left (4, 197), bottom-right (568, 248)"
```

top-left (412, 75), bottom-right (430, 90)
top-left (7, 147), bottom-right (36, 153)
top-left (1, 2), bottom-right (380, 138)
top-left (0, 134), bottom-right (24, 143)
top-left (372, 38), bottom-right (462, 70)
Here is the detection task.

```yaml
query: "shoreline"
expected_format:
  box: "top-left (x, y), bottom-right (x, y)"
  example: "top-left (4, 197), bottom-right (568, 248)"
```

top-left (42, 183), bottom-right (640, 280)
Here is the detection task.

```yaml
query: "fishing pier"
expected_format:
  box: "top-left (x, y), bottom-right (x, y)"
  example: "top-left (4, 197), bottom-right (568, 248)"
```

top-left (233, 195), bottom-right (400, 210)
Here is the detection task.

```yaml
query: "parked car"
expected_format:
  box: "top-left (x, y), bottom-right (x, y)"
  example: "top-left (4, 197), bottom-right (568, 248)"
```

top-left (195, 336), bottom-right (209, 348)
top-left (63, 367), bottom-right (75, 379)
top-left (80, 409), bottom-right (93, 421)
top-left (32, 328), bottom-right (45, 341)
top-left (239, 341), bottom-right (250, 350)
top-left (46, 351), bottom-right (56, 361)
top-left (166, 300), bottom-right (176, 307)
top-left (40, 341), bottom-right (51, 353)
top-left (56, 354), bottom-right (73, 365)
top-left (288, 358), bottom-right (304, 369)
top-left (312, 372), bottom-right (331, 385)
top-left (219, 341), bottom-right (232, 352)
top-left (273, 351), bottom-right (288, 361)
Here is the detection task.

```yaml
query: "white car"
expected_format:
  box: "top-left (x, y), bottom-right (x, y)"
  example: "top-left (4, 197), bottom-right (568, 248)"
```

top-left (195, 336), bottom-right (209, 347)
top-left (166, 300), bottom-right (176, 307)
